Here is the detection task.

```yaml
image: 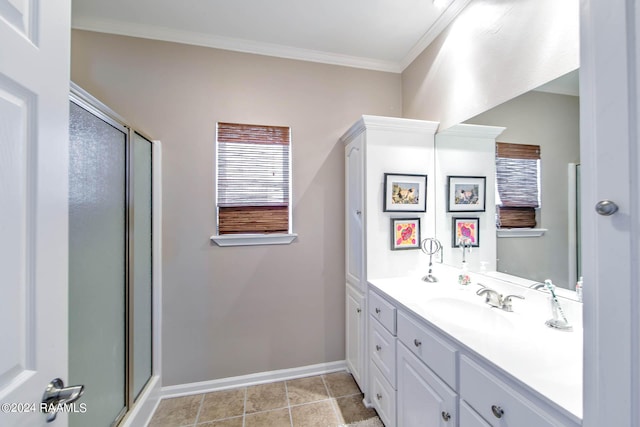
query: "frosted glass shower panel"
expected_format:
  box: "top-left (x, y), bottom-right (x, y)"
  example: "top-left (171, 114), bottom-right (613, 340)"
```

top-left (69, 101), bottom-right (127, 427)
top-left (132, 131), bottom-right (153, 400)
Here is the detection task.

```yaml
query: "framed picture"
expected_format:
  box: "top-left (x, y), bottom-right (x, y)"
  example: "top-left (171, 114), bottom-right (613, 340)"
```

top-left (452, 217), bottom-right (480, 247)
top-left (383, 173), bottom-right (427, 212)
top-left (391, 218), bottom-right (421, 250)
top-left (447, 176), bottom-right (486, 212)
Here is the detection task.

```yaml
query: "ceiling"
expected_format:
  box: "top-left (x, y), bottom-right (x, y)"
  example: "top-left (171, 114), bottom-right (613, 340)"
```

top-left (534, 69), bottom-right (580, 97)
top-left (71, 0), bottom-right (471, 73)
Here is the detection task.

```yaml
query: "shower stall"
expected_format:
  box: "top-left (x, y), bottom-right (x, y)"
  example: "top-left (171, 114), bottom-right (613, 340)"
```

top-left (68, 84), bottom-right (157, 426)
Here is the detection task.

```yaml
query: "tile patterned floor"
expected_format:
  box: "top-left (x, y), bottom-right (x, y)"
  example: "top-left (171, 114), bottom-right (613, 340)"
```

top-left (147, 371), bottom-right (381, 427)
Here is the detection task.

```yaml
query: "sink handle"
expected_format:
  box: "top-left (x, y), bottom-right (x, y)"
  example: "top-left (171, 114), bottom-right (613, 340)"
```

top-left (502, 294), bottom-right (525, 312)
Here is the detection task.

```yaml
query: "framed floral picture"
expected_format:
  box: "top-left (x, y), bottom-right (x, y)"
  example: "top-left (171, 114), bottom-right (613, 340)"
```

top-left (391, 218), bottom-right (421, 250)
top-left (452, 217), bottom-right (480, 247)
top-left (447, 176), bottom-right (486, 212)
top-left (384, 173), bottom-right (428, 212)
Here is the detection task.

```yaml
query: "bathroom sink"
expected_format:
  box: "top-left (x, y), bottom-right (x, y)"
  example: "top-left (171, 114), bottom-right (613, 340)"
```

top-left (423, 297), bottom-right (515, 334)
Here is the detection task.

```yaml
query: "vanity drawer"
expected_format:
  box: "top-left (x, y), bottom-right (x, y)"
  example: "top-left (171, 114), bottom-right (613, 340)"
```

top-left (460, 400), bottom-right (492, 427)
top-left (369, 290), bottom-right (396, 334)
top-left (370, 361), bottom-right (396, 427)
top-left (396, 310), bottom-right (457, 388)
top-left (460, 355), bottom-right (560, 427)
top-left (370, 314), bottom-right (397, 387)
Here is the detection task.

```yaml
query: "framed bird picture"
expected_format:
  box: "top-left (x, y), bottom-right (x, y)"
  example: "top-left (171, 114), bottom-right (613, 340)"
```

top-left (383, 173), bottom-right (427, 212)
top-left (452, 217), bottom-right (480, 247)
top-left (447, 176), bottom-right (486, 212)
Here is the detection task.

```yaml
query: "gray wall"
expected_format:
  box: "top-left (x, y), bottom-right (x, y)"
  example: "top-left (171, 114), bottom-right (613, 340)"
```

top-left (467, 91), bottom-right (580, 288)
top-left (71, 30), bottom-right (402, 386)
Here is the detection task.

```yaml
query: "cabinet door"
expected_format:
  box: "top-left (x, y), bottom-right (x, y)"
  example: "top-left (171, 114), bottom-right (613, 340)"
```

top-left (345, 139), bottom-right (364, 288)
top-left (397, 342), bottom-right (457, 427)
top-left (346, 285), bottom-right (364, 387)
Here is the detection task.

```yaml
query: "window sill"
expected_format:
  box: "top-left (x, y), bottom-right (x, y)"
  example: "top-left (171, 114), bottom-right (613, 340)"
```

top-left (497, 228), bottom-right (547, 238)
top-left (211, 233), bottom-right (298, 247)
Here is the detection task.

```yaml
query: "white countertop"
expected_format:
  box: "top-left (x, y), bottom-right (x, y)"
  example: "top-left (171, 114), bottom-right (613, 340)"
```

top-left (368, 270), bottom-right (583, 420)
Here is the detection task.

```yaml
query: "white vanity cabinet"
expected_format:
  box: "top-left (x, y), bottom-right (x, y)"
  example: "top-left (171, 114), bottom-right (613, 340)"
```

top-left (366, 282), bottom-right (581, 427)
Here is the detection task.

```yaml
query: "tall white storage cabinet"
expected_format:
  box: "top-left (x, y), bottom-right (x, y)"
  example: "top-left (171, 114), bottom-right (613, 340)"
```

top-left (341, 116), bottom-right (439, 399)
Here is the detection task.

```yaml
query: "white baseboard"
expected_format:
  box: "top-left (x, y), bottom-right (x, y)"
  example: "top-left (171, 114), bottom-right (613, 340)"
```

top-left (161, 360), bottom-right (348, 399)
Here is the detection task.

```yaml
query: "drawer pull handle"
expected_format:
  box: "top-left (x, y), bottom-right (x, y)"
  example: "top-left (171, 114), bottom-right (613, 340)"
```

top-left (356, 308), bottom-right (361, 313)
top-left (375, 345), bottom-right (381, 351)
top-left (414, 339), bottom-right (422, 347)
top-left (491, 405), bottom-right (504, 419)
top-left (375, 308), bottom-right (381, 314)
top-left (441, 411), bottom-right (451, 421)
top-left (376, 393), bottom-right (382, 400)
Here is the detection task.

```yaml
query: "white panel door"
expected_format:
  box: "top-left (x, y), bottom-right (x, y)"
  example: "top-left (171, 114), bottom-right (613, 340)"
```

top-left (0, 0), bottom-right (71, 426)
top-left (345, 138), bottom-right (364, 289)
top-left (580, 0), bottom-right (640, 426)
top-left (345, 285), bottom-right (363, 386)
top-left (397, 343), bottom-right (457, 427)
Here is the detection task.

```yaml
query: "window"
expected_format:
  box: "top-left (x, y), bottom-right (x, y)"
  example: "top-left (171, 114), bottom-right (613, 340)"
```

top-left (495, 142), bottom-right (541, 228)
top-left (214, 122), bottom-right (294, 245)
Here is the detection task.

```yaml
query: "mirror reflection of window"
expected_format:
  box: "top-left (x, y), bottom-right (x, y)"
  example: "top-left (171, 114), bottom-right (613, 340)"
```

top-left (495, 142), bottom-right (541, 229)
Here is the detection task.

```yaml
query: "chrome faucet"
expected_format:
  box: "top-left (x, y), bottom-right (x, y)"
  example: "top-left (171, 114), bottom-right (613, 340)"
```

top-left (460, 237), bottom-right (471, 264)
top-left (476, 285), bottom-right (525, 312)
top-left (476, 286), bottom-right (503, 308)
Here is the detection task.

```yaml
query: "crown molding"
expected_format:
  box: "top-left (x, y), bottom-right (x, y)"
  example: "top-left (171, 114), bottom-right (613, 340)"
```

top-left (437, 123), bottom-right (506, 140)
top-left (72, 17), bottom-right (403, 73)
top-left (73, 0), bottom-right (470, 74)
top-left (340, 115), bottom-right (440, 144)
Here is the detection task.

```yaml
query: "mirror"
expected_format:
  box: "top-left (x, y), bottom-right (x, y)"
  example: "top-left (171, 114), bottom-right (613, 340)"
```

top-left (434, 69), bottom-right (580, 293)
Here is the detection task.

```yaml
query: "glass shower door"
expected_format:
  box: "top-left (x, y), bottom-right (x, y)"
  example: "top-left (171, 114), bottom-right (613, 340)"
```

top-left (132, 131), bottom-right (153, 400)
top-left (69, 100), bottom-right (127, 426)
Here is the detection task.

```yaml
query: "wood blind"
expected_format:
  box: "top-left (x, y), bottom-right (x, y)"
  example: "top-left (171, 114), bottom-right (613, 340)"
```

top-left (496, 142), bottom-right (541, 228)
top-left (496, 142), bottom-right (540, 160)
top-left (218, 206), bottom-right (288, 234)
top-left (217, 122), bottom-right (291, 234)
top-left (218, 122), bottom-right (290, 146)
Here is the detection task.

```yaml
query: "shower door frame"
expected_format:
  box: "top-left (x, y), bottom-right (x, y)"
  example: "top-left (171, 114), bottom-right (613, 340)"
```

top-left (69, 82), bottom-right (162, 426)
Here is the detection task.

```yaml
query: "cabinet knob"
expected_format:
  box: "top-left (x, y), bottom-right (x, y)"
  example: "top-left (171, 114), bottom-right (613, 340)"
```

top-left (491, 405), bottom-right (504, 419)
top-left (356, 308), bottom-right (361, 313)
top-left (356, 210), bottom-right (362, 215)
top-left (376, 393), bottom-right (382, 400)
top-left (414, 339), bottom-right (422, 347)
top-left (375, 345), bottom-right (382, 351)
top-left (375, 308), bottom-right (381, 314)
top-left (441, 411), bottom-right (451, 421)
top-left (595, 200), bottom-right (619, 216)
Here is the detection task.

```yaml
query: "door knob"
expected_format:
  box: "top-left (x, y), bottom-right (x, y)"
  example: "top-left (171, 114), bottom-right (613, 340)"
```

top-left (42, 378), bottom-right (84, 422)
top-left (595, 200), bottom-right (619, 216)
